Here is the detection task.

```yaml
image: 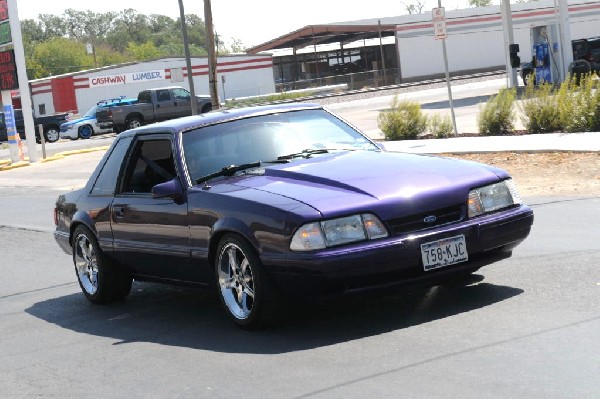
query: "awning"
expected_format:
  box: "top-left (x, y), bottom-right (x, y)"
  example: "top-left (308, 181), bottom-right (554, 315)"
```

top-left (246, 24), bottom-right (397, 54)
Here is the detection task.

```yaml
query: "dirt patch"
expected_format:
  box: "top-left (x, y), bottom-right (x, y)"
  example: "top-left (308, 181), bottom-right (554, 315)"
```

top-left (445, 152), bottom-right (600, 197)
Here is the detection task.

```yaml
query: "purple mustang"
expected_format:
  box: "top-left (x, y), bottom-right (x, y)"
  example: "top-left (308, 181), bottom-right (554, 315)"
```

top-left (53, 103), bottom-right (533, 328)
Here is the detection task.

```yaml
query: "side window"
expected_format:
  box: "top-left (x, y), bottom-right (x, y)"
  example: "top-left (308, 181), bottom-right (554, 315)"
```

top-left (138, 91), bottom-right (152, 103)
top-left (156, 90), bottom-right (171, 102)
top-left (91, 137), bottom-right (132, 196)
top-left (121, 138), bottom-right (176, 194)
top-left (172, 88), bottom-right (190, 100)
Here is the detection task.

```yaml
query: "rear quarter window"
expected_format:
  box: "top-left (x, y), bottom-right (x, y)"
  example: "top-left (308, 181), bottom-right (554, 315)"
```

top-left (91, 137), bottom-right (132, 196)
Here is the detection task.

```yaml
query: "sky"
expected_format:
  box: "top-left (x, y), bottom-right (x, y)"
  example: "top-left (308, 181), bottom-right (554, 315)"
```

top-left (15, 0), bottom-right (493, 48)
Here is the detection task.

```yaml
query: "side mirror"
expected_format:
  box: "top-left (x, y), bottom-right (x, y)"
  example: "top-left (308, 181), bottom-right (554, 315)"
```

top-left (152, 178), bottom-right (183, 199)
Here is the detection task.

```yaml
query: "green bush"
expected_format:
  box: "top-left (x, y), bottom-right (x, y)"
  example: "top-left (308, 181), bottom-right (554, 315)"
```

top-left (378, 96), bottom-right (428, 140)
top-left (519, 81), bottom-right (562, 134)
top-left (477, 88), bottom-right (516, 136)
top-left (557, 74), bottom-right (599, 133)
top-left (428, 113), bottom-right (454, 138)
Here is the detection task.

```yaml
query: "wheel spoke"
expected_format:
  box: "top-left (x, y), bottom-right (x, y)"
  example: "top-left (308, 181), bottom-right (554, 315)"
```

top-left (227, 248), bottom-right (238, 275)
top-left (242, 284), bottom-right (254, 299)
top-left (219, 276), bottom-right (235, 290)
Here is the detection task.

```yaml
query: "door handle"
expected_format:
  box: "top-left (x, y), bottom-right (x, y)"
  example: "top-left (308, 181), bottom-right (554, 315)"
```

top-left (114, 206), bottom-right (125, 218)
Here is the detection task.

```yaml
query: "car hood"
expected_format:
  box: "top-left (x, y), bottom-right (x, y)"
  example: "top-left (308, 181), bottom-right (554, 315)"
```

top-left (228, 151), bottom-right (509, 219)
top-left (61, 115), bottom-right (95, 128)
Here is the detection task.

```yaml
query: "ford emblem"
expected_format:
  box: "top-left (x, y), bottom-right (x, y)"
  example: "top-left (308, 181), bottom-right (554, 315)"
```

top-left (423, 215), bottom-right (437, 224)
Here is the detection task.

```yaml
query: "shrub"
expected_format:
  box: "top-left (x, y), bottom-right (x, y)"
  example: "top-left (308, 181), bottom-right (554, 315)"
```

top-left (519, 81), bottom-right (562, 134)
top-left (477, 88), bottom-right (516, 136)
top-left (378, 96), bottom-right (428, 140)
top-left (428, 113), bottom-right (454, 138)
top-left (557, 74), bottom-right (599, 133)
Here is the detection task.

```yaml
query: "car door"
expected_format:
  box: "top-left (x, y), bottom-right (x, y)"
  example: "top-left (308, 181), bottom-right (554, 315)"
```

top-left (170, 88), bottom-right (193, 119)
top-left (109, 134), bottom-right (208, 284)
top-left (154, 89), bottom-right (176, 121)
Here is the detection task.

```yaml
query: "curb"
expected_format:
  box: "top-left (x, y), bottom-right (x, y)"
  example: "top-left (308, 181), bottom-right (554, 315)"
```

top-left (0, 146), bottom-right (109, 172)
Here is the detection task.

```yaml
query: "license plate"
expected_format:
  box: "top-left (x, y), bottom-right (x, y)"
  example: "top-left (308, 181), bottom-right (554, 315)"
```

top-left (421, 235), bottom-right (468, 271)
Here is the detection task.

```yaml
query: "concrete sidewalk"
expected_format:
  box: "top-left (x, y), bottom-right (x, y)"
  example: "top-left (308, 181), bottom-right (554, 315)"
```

top-left (381, 131), bottom-right (600, 153)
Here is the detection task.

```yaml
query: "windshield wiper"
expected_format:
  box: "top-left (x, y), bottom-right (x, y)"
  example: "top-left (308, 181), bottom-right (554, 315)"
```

top-left (195, 161), bottom-right (262, 184)
top-left (277, 148), bottom-right (330, 160)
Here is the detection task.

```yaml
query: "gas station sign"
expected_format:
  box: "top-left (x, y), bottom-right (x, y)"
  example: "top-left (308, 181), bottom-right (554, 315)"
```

top-left (0, 21), bottom-right (11, 45)
top-left (0, 0), bottom-right (8, 21)
top-left (0, 50), bottom-right (18, 90)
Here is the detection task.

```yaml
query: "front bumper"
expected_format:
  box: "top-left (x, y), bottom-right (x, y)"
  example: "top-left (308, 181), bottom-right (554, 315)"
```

top-left (263, 205), bottom-right (533, 299)
top-left (59, 128), bottom-right (78, 139)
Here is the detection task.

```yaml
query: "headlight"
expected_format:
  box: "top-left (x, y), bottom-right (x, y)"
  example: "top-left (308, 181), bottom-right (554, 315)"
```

top-left (468, 179), bottom-right (521, 218)
top-left (290, 213), bottom-right (388, 251)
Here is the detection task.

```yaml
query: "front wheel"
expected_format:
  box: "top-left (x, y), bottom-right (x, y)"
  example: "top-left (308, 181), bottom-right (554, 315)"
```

top-left (78, 124), bottom-right (93, 139)
top-left (215, 234), bottom-right (277, 329)
top-left (44, 127), bottom-right (60, 143)
top-left (72, 225), bottom-right (132, 303)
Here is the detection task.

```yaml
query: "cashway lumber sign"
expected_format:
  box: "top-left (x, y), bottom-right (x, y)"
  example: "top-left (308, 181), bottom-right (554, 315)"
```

top-left (432, 7), bottom-right (447, 40)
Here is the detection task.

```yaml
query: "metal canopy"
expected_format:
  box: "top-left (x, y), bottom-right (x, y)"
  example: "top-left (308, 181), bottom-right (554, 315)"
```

top-left (246, 24), bottom-right (397, 54)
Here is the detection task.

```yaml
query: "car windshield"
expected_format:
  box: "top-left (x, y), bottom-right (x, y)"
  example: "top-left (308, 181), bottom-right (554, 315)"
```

top-left (182, 108), bottom-right (378, 183)
top-left (83, 106), bottom-right (97, 118)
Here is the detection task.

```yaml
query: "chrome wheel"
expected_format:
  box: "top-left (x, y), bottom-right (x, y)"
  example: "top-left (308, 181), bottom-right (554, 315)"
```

top-left (127, 118), bottom-right (142, 130)
top-left (217, 242), bottom-right (255, 320)
top-left (45, 128), bottom-right (60, 143)
top-left (74, 232), bottom-right (98, 295)
top-left (71, 225), bottom-right (132, 303)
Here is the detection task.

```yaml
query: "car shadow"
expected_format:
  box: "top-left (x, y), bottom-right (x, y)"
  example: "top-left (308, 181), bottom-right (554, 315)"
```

top-left (25, 278), bottom-right (522, 354)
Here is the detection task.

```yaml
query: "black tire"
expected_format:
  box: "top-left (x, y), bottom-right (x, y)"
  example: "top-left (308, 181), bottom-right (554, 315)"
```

top-left (72, 225), bottom-right (132, 303)
top-left (125, 116), bottom-right (143, 131)
top-left (215, 234), bottom-right (277, 329)
top-left (44, 126), bottom-right (60, 143)
top-left (522, 69), bottom-right (534, 86)
top-left (201, 103), bottom-right (213, 113)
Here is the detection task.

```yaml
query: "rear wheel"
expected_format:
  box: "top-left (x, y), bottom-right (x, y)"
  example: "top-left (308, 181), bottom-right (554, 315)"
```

top-left (72, 225), bottom-right (132, 303)
top-left (78, 124), bottom-right (93, 139)
top-left (201, 103), bottom-right (213, 113)
top-left (44, 126), bottom-right (60, 143)
top-left (125, 117), bottom-right (142, 130)
top-left (215, 234), bottom-right (277, 329)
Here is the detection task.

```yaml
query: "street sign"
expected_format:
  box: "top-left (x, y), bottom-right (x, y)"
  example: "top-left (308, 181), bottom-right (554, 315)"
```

top-left (432, 7), bottom-right (447, 40)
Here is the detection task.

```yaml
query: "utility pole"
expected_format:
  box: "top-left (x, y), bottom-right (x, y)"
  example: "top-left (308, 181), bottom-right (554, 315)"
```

top-left (178, 0), bottom-right (198, 115)
top-left (204, 0), bottom-right (220, 109)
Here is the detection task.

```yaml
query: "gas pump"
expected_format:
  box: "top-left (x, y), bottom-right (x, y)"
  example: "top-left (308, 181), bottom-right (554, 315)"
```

top-left (534, 42), bottom-right (552, 84)
top-left (530, 26), bottom-right (560, 85)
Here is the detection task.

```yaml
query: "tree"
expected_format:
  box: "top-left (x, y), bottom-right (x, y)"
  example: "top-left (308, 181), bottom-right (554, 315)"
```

top-left (31, 37), bottom-right (91, 76)
top-left (125, 41), bottom-right (161, 61)
top-left (469, 0), bottom-right (492, 6)
top-left (403, 1), bottom-right (425, 14)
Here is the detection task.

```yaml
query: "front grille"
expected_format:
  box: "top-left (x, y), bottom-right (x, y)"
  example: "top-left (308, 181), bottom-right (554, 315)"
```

top-left (388, 204), bottom-right (465, 235)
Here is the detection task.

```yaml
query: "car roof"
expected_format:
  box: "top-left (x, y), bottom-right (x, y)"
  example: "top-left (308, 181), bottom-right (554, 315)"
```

top-left (119, 102), bottom-right (324, 137)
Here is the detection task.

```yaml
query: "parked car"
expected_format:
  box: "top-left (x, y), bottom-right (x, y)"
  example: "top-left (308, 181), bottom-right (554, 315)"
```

top-left (59, 97), bottom-right (136, 140)
top-left (53, 103), bottom-right (534, 328)
top-left (0, 109), bottom-right (70, 143)
top-left (95, 86), bottom-right (212, 133)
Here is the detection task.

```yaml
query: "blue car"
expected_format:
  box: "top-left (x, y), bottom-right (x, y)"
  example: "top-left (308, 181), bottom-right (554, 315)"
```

top-left (53, 103), bottom-right (533, 328)
top-left (60, 98), bottom-right (136, 140)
